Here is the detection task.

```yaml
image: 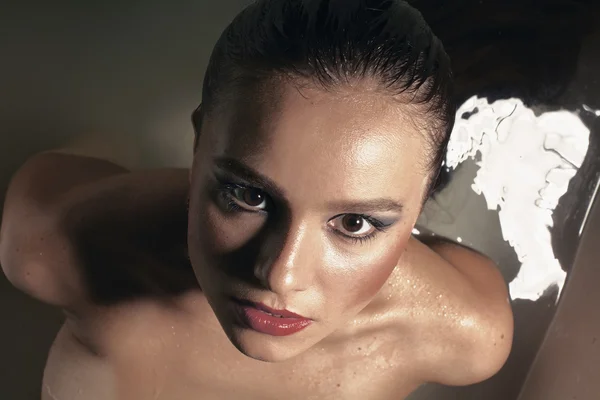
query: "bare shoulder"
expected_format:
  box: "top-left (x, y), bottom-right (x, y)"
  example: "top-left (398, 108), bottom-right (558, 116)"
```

top-left (386, 236), bottom-right (513, 386)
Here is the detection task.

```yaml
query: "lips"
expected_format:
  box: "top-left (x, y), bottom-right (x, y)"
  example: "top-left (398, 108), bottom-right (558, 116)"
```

top-left (231, 297), bottom-right (312, 336)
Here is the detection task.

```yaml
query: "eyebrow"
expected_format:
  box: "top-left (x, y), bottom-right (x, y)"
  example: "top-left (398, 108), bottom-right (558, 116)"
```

top-left (213, 157), bottom-right (287, 199)
top-left (213, 156), bottom-right (404, 214)
top-left (325, 198), bottom-right (404, 214)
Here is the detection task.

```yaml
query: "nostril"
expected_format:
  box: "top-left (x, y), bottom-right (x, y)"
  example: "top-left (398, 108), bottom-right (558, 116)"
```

top-left (253, 263), bottom-right (270, 289)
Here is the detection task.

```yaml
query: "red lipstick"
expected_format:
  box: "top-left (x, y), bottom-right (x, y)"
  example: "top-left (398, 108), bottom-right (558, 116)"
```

top-left (231, 298), bottom-right (312, 336)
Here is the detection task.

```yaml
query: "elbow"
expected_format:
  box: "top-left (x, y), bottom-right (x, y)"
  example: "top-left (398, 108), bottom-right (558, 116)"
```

top-left (2, 257), bottom-right (46, 298)
top-left (1, 212), bottom-right (32, 294)
top-left (0, 226), bottom-right (70, 307)
top-left (1, 241), bottom-right (55, 304)
top-left (1, 159), bottom-right (71, 307)
top-left (1, 257), bottom-right (71, 308)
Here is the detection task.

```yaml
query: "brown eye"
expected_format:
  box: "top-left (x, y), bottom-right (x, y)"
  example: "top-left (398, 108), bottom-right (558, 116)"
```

top-left (242, 188), bottom-right (264, 207)
top-left (342, 214), bottom-right (363, 233)
top-left (328, 214), bottom-right (376, 237)
top-left (232, 187), bottom-right (268, 210)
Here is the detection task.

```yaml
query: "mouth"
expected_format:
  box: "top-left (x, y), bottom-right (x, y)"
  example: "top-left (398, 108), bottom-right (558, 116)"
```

top-left (230, 297), bottom-right (312, 336)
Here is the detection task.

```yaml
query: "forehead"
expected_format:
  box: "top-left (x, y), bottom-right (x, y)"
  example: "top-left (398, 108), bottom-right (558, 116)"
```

top-left (204, 83), bottom-right (431, 207)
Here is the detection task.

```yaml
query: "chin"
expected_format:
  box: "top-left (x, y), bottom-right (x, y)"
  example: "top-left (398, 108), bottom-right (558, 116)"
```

top-left (226, 324), bottom-right (309, 363)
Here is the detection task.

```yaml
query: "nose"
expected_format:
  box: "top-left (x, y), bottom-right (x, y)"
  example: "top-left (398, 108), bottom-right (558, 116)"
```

top-left (253, 220), bottom-right (316, 295)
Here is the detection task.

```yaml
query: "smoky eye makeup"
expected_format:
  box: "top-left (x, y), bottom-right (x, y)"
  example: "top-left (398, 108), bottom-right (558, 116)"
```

top-left (211, 168), bottom-right (272, 194)
top-left (209, 170), bottom-right (272, 214)
top-left (208, 167), bottom-right (400, 245)
top-left (326, 213), bottom-right (397, 245)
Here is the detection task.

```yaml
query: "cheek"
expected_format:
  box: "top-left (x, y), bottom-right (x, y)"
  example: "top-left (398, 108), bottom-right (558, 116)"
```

top-left (189, 187), bottom-right (264, 256)
top-left (199, 203), bottom-right (244, 253)
top-left (321, 233), bottom-right (410, 313)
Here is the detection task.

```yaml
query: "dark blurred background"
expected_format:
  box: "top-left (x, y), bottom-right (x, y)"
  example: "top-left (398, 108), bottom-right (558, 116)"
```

top-left (1, 0), bottom-right (599, 399)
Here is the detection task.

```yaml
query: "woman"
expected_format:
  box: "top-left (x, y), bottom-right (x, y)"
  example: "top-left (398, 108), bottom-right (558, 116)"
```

top-left (0, 0), bottom-right (513, 399)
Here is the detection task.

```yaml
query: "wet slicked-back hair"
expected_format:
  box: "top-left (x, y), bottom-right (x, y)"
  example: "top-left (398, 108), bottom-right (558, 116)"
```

top-left (197, 0), bottom-right (455, 193)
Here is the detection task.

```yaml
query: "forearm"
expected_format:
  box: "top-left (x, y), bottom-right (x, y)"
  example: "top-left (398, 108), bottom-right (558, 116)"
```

top-left (3, 152), bottom-right (130, 212)
top-left (2, 152), bottom-right (190, 239)
top-left (48, 130), bottom-right (150, 171)
top-left (60, 167), bottom-right (191, 243)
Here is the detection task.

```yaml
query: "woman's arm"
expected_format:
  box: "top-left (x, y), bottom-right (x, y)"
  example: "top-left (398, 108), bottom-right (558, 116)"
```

top-left (1, 152), bottom-right (513, 383)
top-left (398, 236), bottom-right (513, 386)
top-left (0, 152), bottom-right (191, 311)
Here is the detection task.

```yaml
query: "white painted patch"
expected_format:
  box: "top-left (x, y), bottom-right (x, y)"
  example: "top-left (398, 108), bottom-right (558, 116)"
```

top-left (446, 96), bottom-right (591, 301)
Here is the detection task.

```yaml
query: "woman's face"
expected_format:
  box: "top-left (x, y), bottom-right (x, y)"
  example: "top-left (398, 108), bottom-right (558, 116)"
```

top-left (188, 82), bottom-right (431, 362)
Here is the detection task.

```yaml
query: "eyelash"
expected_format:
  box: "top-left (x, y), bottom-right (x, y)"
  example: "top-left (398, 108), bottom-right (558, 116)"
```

top-left (335, 216), bottom-right (390, 244)
top-left (214, 182), bottom-right (390, 244)
top-left (215, 183), bottom-right (259, 214)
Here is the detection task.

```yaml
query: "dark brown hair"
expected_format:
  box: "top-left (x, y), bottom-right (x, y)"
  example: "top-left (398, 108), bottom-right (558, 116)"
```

top-left (196, 0), bottom-right (456, 193)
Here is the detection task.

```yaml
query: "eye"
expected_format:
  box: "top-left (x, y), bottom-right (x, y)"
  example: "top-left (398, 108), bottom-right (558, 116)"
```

top-left (328, 214), bottom-right (377, 238)
top-left (230, 186), bottom-right (268, 211)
